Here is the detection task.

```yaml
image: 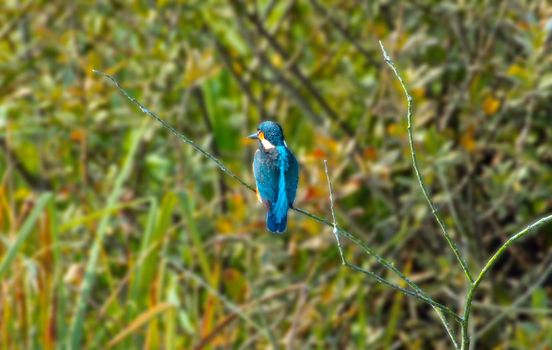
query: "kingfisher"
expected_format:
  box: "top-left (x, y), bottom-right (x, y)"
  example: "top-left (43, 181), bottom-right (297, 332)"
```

top-left (248, 121), bottom-right (299, 233)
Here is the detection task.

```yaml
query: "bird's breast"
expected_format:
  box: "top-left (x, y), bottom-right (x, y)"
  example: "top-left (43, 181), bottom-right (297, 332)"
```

top-left (258, 148), bottom-right (280, 164)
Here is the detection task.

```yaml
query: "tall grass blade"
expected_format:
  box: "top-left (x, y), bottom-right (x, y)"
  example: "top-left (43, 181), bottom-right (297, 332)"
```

top-left (107, 303), bottom-right (175, 348)
top-left (129, 197), bottom-right (158, 306)
top-left (67, 126), bottom-right (144, 349)
top-left (0, 192), bottom-right (52, 279)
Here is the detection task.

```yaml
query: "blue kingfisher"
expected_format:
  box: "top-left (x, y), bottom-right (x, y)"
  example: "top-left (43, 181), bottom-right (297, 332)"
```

top-left (248, 121), bottom-right (299, 233)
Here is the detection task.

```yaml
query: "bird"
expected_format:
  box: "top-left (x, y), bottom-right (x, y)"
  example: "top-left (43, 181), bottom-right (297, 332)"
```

top-left (248, 121), bottom-right (299, 233)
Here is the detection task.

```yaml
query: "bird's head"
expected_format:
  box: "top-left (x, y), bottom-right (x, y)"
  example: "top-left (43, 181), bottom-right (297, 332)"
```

top-left (248, 121), bottom-right (286, 150)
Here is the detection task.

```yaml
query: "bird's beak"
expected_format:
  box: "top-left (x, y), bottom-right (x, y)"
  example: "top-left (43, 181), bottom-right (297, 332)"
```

top-left (247, 132), bottom-right (259, 140)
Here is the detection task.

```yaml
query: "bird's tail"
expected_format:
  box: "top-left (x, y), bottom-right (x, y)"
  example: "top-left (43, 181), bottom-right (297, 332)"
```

top-left (266, 210), bottom-right (287, 233)
top-left (266, 145), bottom-right (289, 234)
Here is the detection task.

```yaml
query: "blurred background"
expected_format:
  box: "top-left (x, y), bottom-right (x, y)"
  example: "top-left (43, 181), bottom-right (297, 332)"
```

top-left (1, 0), bottom-right (552, 349)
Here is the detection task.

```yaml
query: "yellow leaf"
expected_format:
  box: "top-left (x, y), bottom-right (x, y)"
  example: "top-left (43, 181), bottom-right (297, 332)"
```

top-left (216, 217), bottom-right (233, 234)
top-left (412, 87), bottom-right (425, 100)
top-left (460, 125), bottom-right (476, 152)
top-left (107, 303), bottom-right (174, 348)
top-left (507, 64), bottom-right (530, 81)
top-left (387, 123), bottom-right (400, 136)
top-left (271, 53), bottom-right (283, 68)
top-left (14, 188), bottom-right (31, 201)
top-left (483, 95), bottom-right (500, 116)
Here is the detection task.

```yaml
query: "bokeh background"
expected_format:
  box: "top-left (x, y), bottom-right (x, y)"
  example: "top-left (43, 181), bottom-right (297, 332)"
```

top-left (1, 0), bottom-right (552, 349)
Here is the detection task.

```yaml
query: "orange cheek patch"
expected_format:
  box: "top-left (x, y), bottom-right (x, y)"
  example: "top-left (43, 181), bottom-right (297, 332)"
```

top-left (258, 131), bottom-right (275, 149)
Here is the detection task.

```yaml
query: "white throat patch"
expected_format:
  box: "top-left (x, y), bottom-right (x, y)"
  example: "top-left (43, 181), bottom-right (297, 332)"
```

top-left (261, 138), bottom-right (275, 150)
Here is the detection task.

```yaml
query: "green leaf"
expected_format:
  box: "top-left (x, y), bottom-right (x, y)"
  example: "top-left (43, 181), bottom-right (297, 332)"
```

top-left (0, 193), bottom-right (52, 280)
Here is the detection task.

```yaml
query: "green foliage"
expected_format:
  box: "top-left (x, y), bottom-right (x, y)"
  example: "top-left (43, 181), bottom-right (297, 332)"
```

top-left (1, 0), bottom-right (551, 349)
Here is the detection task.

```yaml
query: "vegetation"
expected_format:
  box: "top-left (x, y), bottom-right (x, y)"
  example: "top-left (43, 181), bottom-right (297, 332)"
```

top-left (1, 1), bottom-right (552, 349)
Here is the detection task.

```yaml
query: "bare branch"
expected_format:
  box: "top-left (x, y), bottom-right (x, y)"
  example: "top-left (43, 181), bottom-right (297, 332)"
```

top-left (378, 40), bottom-right (474, 284)
top-left (323, 160), bottom-right (345, 265)
top-left (461, 214), bottom-right (552, 349)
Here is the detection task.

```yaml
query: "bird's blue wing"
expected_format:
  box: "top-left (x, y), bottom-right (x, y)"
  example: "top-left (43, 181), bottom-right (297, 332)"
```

top-left (285, 150), bottom-right (299, 207)
top-left (253, 149), bottom-right (279, 204)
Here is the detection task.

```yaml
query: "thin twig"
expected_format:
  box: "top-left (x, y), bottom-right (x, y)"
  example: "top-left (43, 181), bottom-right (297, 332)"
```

top-left (92, 70), bottom-right (255, 193)
top-left (378, 40), bottom-right (466, 349)
top-left (293, 206), bottom-right (461, 322)
top-left (93, 69), bottom-right (462, 322)
top-left (294, 204), bottom-right (462, 324)
top-left (323, 160), bottom-right (345, 265)
top-left (378, 40), bottom-right (474, 284)
top-left (460, 214), bottom-right (552, 349)
top-left (320, 164), bottom-right (453, 326)
top-left (434, 308), bottom-right (460, 349)
top-left (442, 285), bottom-right (552, 317)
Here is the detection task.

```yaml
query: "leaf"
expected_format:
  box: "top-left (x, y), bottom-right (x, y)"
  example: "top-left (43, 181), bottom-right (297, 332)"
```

top-left (531, 287), bottom-right (547, 309)
top-left (507, 64), bottom-right (531, 82)
top-left (0, 192), bottom-right (52, 279)
top-left (460, 125), bottom-right (476, 152)
top-left (483, 95), bottom-right (500, 116)
top-left (107, 303), bottom-right (175, 348)
top-left (538, 73), bottom-right (552, 90)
